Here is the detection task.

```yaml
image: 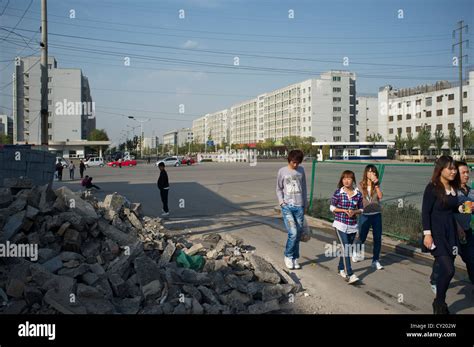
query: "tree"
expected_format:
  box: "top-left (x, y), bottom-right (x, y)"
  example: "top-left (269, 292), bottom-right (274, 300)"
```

top-left (87, 129), bottom-right (110, 154)
top-left (405, 133), bottom-right (416, 154)
top-left (0, 134), bottom-right (12, 144)
top-left (448, 127), bottom-right (458, 154)
top-left (416, 125), bottom-right (431, 155)
top-left (366, 133), bottom-right (383, 142)
top-left (434, 129), bottom-right (445, 155)
top-left (462, 120), bottom-right (474, 152)
top-left (394, 135), bottom-right (405, 152)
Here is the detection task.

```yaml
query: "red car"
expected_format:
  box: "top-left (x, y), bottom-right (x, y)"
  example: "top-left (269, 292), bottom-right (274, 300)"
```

top-left (181, 157), bottom-right (196, 165)
top-left (107, 159), bottom-right (137, 167)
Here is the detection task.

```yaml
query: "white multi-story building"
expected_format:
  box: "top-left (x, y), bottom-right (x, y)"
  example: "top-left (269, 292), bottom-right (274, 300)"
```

top-left (177, 127), bottom-right (193, 146)
top-left (12, 56), bottom-right (95, 144)
top-left (379, 70), bottom-right (474, 144)
top-left (162, 130), bottom-right (177, 147)
top-left (192, 116), bottom-right (206, 144)
top-left (143, 136), bottom-right (159, 149)
top-left (0, 114), bottom-right (13, 138)
top-left (192, 71), bottom-right (356, 145)
top-left (356, 96), bottom-right (379, 141)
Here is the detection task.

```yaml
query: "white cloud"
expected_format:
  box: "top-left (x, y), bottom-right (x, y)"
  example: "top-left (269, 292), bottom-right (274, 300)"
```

top-left (182, 40), bottom-right (199, 49)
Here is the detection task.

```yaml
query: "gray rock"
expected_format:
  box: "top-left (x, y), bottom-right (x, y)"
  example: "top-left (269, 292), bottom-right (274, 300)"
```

top-left (38, 248), bottom-right (59, 263)
top-left (89, 263), bottom-right (105, 276)
top-left (224, 273), bottom-right (248, 293)
top-left (81, 239), bottom-right (101, 258)
top-left (103, 193), bottom-right (128, 213)
top-left (76, 284), bottom-right (103, 299)
top-left (6, 278), bottom-right (25, 298)
top-left (59, 251), bottom-right (85, 262)
top-left (0, 188), bottom-right (13, 208)
top-left (191, 298), bottom-right (204, 314)
top-left (58, 212), bottom-right (85, 232)
top-left (25, 206), bottom-right (39, 220)
top-left (198, 285), bottom-right (221, 305)
top-left (56, 222), bottom-right (71, 236)
top-left (57, 264), bottom-right (89, 278)
top-left (185, 243), bottom-right (205, 256)
top-left (23, 286), bottom-right (43, 306)
top-left (98, 220), bottom-right (135, 246)
top-left (173, 303), bottom-right (187, 315)
top-left (182, 285), bottom-right (203, 302)
top-left (1, 210), bottom-right (26, 242)
top-left (262, 284), bottom-right (293, 302)
top-left (38, 184), bottom-right (57, 212)
top-left (81, 272), bottom-right (100, 286)
top-left (142, 280), bottom-right (163, 299)
top-left (124, 208), bottom-right (142, 230)
top-left (79, 297), bottom-right (116, 314)
top-left (221, 233), bottom-right (244, 246)
top-left (44, 282), bottom-right (87, 314)
top-left (63, 229), bottom-right (82, 252)
top-left (108, 273), bottom-right (128, 298)
top-left (248, 299), bottom-right (280, 314)
top-left (30, 263), bottom-right (55, 287)
top-left (0, 288), bottom-right (9, 305)
top-left (220, 289), bottom-right (252, 311)
top-left (3, 299), bottom-right (27, 314)
top-left (55, 187), bottom-right (98, 223)
top-left (42, 256), bottom-right (64, 273)
top-left (115, 297), bottom-right (142, 314)
top-left (158, 241), bottom-right (176, 267)
top-left (134, 255), bottom-right (161, 287)
top-left (248, 254), bottom-right (281, 284)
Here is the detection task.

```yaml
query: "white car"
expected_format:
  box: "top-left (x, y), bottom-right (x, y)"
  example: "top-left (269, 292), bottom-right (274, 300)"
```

top-left (56, 157), bottom-right (69, 168)
top-left (84, 157), bottom-right (105, 167)
top-left (156, 156), bottom-right (181, 167)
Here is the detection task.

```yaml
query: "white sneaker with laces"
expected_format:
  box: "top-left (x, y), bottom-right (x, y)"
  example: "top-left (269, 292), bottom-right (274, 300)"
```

top-left (293, 259), bottom-right (301, 269)
top-left (372, 261), bottom-right (384, 270)
top-left (284, 257), bottom-right (294, 270)
top-left (348, 274), bottom-right (360, 284)
top-left (339, 270), bottom-right (347, 279)
top-left (352, 251), bottom-right (364, 263)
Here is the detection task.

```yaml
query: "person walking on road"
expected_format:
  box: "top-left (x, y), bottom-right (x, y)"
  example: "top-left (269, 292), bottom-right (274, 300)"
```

top-left (68, 161), bottom-right (75, 180)
top-left (330, 170), bottom-right (364, 284)
top-left (56, 162), bottom-right (63, 181)
top-left (157, 162), bottom-right (170, 217)
top-left (79, 160), bottom-right (86, 179)
top-left (352, 165), bottom-right (384, 270)
top-left (276, 149), bottom-right (307, 270)
top-left (118, 158), bottom-right (122, 169)
top-left (422, 155), bottom-right (463, 314)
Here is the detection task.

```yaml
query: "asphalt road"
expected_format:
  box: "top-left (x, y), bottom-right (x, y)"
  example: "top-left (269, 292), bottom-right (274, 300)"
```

top-left (54, 161), bottom-right (473, 314)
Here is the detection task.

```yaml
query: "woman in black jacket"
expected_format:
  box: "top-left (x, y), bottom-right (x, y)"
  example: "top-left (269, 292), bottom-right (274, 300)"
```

top-left (422, 155), bottom-right (463, 314)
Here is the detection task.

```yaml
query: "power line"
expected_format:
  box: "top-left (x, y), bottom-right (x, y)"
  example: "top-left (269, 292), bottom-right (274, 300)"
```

top-left (0, 0), bottom-right (33, 42)
top-left (0, 0), bottom-right (10, 16)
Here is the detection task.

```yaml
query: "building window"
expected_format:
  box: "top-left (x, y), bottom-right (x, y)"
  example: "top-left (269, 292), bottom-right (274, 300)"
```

top-left (48, 77), bottom-right (52, 82)
top-left (464, 91), bottom-right (467, 98)
top-left (333, 136), bottom-right (341, 141)
top-left (416, 99), bottom-right (422, 105)
top-left (308, 87), bottom-right (311, 92)
top-left (406, 114), bottom-right (411, 120)
top-left (448, 108), bottom-right (455, 115)
top-left (463, 106), bottom-right (468, 113)
top-left (416, 126), bottom-right (421, 133)
top-left (308, 126), bottom-right (311, 131)
top-left (448, 94), bottom-right (454, 100)
top-left (407, 101), bottom-right (411, 107)
top-left (436, 124), bottom-right (443, 131)
top-left (333, 87), bottom-right (341, 93)
top-left (333, 107), bottom-right (341, 112)
top-left (48, 64), bottom-right (52, 69)
top-left (333, 97), bottom-right (341, 102)
top-left (48, 88), bottom-right (52, 94)
top-left (448, 123), bottom-right (454, 130)
top-left (48, 123), bottom-right (52, 129)
top-left (406, 127), bottom-right (411, 133)
top-left (389, 116), bottom-right (394, 122)
top-left (48, 135), bottom-right (52, 140)
top-left (333, 116), bottom-right (341, 121)
top-left (48, 112), bottom-right (52, 117)
top-left (398, 103), bottom-right (401, 108)
top-left (332, 76), bottom-right (341, 81)
top-left (333, 126), bottom-right (342, 131)
top-left (437, 95), bottom-right (443, 102)
top-left (437, 109), bottom-right (443, 116)
top-left (416, 112), bottom-right (421, 118)
top-left (389, 128), bottom-right (394, 134)
top-left (397, 114), bottom-right (402, 120)
top-left (426, 111), bottom-right (432, 117)
top-left (426, 97), bottom-right (432, 106)
top-left (397, 128), bottom-right (402, 135)
top-left (308, 106), bottom-right (311, 111)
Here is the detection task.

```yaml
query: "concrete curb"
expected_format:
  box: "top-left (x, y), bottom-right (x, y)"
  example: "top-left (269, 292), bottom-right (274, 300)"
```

top-left (273, 206), bottom-right (468, 275)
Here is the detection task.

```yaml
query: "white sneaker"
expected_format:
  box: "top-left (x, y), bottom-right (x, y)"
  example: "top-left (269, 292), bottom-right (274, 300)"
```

top-left (348, 274), bottom-right (360, 284)
top-left (372, 261), bottom-right (384, 270)
top-left (161, 212), bottom-right (170, 217)
top-left (293, 259), bottom-right (301, 269)
top-left (284, 257), bottom-right (294, 270)
top-left (431, 284), bottom-right (437, 295)
top-left (339, 270), bottom-right (347, 279)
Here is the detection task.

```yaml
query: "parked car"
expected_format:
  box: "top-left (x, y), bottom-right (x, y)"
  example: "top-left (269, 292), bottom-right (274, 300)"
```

top-left (84, 157), bottom-right (105, 167)
top-left (56, 157), bottom-right (69, 168)
top-left (181, 157), bottom-right (196, 165)
top-left (107, 159), bottom-right (137, 167)
top-left (156, 156), bottom-right (181, 167)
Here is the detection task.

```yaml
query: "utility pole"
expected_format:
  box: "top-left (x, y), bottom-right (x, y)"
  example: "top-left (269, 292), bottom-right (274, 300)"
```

top-left (453, 20), bottom-right (469, 158)
top-left (128, 116), bottom-right (149, 159)
top-left (40, 0), bottom-right (48, 146)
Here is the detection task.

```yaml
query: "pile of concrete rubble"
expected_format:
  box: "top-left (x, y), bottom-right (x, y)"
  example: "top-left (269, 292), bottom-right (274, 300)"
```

top-left (0, 179), bottom-right (299, 314)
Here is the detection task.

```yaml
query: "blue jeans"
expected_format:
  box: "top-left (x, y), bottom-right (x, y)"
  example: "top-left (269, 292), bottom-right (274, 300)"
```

top-left (356, 213), bottom-right (382, 262)
top-left (335, 229), bottom-right (356, 276)
top-left (281, 204), bottom-right (304, 259)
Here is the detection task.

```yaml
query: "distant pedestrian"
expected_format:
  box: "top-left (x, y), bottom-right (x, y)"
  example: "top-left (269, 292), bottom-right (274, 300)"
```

top-left (330, 170), bottom-right (364, 284)
top-left (79, 160), bottom-right (86, 178)
top-left (422, 155), bottom-right (461, 314)
top-left (157, 162), bottom-right (169, 217)
top-left (276, 149), bottom-right (307, 270)
top-left (147, 157), bottom-right (151, 164)
top-left (118, 158), bottom-right (122, 168)
top-left (352, 165), bottom-right (384, 270)
top-left (68, 161), bottom-right (75, 180)
top-left (56, 162), bottom-right (63, 181)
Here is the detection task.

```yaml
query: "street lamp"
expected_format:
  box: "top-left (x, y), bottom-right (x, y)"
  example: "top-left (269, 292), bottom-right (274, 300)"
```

top-left (128, 116), bottom-right (150, 158)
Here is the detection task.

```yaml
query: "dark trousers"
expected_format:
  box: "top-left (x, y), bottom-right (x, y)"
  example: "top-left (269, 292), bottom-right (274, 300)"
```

top-left (80, 169), bottom-right (84, 178)
top-left (160, 188), bottom-right (169, 213)
top-left (335, 229), bottom-right (357, 276)
top-left (57, 170), bottom-right (63, 181)
top-left (460, 229), bottom-right (474, 284)
top-left (430, 255), bottom-right (455, 303)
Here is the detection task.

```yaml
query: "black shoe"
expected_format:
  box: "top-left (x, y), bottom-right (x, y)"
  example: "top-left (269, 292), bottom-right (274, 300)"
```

top-left (432, 299), bottom-right (450, 314)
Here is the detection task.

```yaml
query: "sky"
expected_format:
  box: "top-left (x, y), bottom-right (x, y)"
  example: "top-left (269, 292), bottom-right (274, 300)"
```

top-left (0, 0), bottom-right (473, 146)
